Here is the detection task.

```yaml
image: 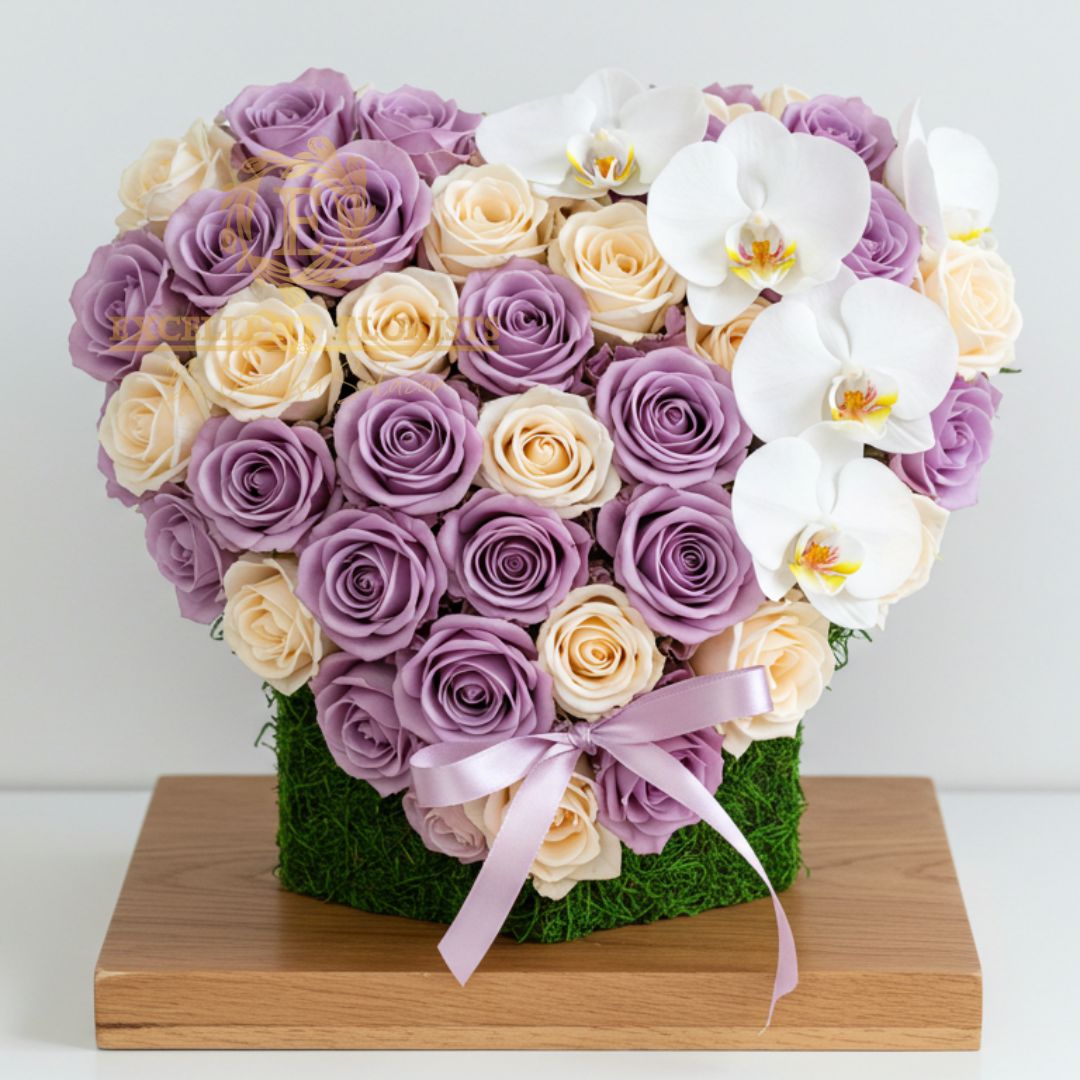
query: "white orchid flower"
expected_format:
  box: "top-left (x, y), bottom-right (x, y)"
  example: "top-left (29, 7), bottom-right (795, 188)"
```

top-left (646, 111), bottom-right (870, 327)
top-left (884, 101), bottom-right (999, 253)
top-left (732, 269), bottom-right (958, 453)
top-left (731, 424), bottom-right (922, 630)
top-left (475, 68), bottom-right (708, 199)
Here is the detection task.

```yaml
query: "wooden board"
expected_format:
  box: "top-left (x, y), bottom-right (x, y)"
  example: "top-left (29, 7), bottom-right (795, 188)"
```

top-left (94, 775), bottom-right (981, 1050)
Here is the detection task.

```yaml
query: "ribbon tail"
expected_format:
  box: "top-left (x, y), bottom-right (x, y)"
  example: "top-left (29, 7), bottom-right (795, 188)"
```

top-left (604, 741), bottom-right (799, 1026)
top-left (437, 748), bottom-right (579, 985)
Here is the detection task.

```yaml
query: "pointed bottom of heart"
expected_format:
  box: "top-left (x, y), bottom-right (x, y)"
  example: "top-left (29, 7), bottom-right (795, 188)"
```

top-left (94, 775), bottom-right (981, 1050)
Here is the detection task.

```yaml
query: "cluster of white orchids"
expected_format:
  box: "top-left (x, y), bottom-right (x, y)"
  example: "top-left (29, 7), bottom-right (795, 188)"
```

top-left (477, 70), bottom-right (1001, 629)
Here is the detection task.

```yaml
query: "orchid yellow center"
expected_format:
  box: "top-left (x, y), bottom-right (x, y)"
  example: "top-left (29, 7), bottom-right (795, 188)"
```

top-left (790, 527), bottom-right (863, 596)
top-left (567, 130), bottom-right (637, 191)
top-left (726, 219), bottom-right (796, 289)
top-left (950, 226), bottom-right (991, 244)
top-left (829, 373), bottom-right (897, 433)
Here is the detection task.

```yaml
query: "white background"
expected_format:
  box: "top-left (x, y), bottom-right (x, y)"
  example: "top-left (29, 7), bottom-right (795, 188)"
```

top-left (1, 0), bottom-right (1075, 790)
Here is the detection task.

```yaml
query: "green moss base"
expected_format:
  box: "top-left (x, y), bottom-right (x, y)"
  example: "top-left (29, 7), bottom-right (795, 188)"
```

top-left (273, 687), bottom-right (805, 943)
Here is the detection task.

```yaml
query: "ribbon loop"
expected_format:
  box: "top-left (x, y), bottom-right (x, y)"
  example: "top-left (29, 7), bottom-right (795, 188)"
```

top-left (411, 734), bottom-right (556, 808)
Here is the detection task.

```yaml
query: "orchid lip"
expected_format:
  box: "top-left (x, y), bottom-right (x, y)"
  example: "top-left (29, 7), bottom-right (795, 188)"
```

top-left (789, 524), bottom-right (863, 596)
top-left (827, 371), bottom-right (898, 433)
top-left (725, 218), bottom-right (796, 289)
top-left (566, 129), bottom-right (637, 191)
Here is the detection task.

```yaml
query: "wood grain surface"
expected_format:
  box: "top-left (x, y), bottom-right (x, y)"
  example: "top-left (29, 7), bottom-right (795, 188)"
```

top-left (94, 775), bottom-right (981, 1050)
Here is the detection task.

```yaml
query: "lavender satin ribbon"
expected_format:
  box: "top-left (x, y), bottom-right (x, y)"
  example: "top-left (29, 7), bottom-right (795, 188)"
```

top-left (410, 667), bottom-right (799, 1023)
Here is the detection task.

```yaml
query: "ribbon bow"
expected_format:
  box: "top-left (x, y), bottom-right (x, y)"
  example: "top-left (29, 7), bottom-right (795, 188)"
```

top-left (410, 667), bottom-right (799, 1024)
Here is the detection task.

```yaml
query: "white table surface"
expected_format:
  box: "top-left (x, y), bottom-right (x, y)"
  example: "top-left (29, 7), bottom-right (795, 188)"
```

top-left (1, 787), bottom-right (1077, 1080)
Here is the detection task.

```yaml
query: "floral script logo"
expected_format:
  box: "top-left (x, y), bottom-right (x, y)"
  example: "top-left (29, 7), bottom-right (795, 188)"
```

top-left (107, 314), bottom-right (204, 353)
top-left (109, 137), bottom-right (502, 356)
top-left (241, 136), bottom-right (378, 293)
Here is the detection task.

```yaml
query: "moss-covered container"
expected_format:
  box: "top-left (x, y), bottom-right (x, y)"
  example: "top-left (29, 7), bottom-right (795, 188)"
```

top-left (273, 686), bottom-right (805, 943)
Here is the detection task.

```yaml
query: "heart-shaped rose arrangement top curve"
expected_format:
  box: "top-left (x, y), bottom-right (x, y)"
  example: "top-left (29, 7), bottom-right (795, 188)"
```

top-left (71, 67), bottom-right (1020, 895)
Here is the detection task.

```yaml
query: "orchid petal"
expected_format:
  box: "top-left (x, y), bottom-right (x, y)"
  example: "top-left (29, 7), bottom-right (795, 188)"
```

top-left (762, 131), bottom-right (871, 283)
top-left (927, 126), bottom-right (999, 237)
top-left (647, 140), bottom-right (749, 289)
top-left (732, 299), bottom-right (841, 441)
top-left (574, 69), bottom-right (646, 128)
top-left (798, 422), bottom-right (864, 513)
top-left (795, 267), bottom-right (856, 358)
top-left (886, 101), bottom-right (946, 251)
top-left (754, 561), bottom-right (796, 602)
top-left (805, 588), bottom-right (882, 630)
top-left (685, 277), bottom-right (760, 327)
top-left (867, 413), bottom-right (935, 455)
top-left (620, 86), bottom-right (710, 184)
top-left (831, 459), bottom-right (922, 600)
top-left (840, 278), bottom-right (958, 421)
top-left (475, 93), bottom-right (596, 185)
top-left (730, 436), bottom-right (823, 572)
top-left (716, 111), bottom-right (797, 210)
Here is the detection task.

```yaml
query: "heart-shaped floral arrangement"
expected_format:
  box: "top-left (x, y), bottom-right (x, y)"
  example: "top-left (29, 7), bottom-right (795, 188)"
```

top-left (70, 67), bottom-right (1021, 1003)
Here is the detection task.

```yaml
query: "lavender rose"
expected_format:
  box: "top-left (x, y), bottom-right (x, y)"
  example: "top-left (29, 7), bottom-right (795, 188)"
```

top-left (455, 258), bottom-right (594, 395)
top-left (310, 652), bottom-right (424, 796)
top-left (595, 728), bottom-right (725, 855)
top-left (164, 180), bottom-right (285, 310)
top-left (437, 489), bottom-right (590, 623)
top-left (782, 94), bottom-right (896, 179)
top-left (222, 67), bottom-right (357, 169)
top-left (296, 507), bottom-right (446, 659)
top-left (355, 85), bottom-right (481, 183)
top-left (140, 484), bottom-right (235, 623)
top-left (843, 182), bottom-right (921, 285)
top-left (594, 346), bottom-right (751, 487)
top-left (597, 481), bottom-right (763, 643)
top-left (890, 375), bottom-right (1003, 510)
top-left (69, 229), bottom-right (190, 383)
top-left (281, 139), bottom-right (431, 296)
top-left (333, 375), bottom-right (482, 516)
top-left (401, 791), bottom-right (488, 864)
top-left (187, 416), bottom-right (339, 552)
top-left (393, 614), bottom-right (554, 744)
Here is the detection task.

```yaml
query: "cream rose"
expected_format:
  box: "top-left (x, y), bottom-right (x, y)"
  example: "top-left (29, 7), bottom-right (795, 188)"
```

top-left (116, 119), bottom-right (236, 234)
top-left (921, 240), bottom-right (1022, 378)
top-left (877, 495), bottom-right (949, 622)
top-left (422, 162), bottom-right (555, 280)
top-left (464, 768), bottom-right (621, 900)
top-left (693, 598), bottom-right (834, 758)
top-left (222, 554), bottom-right (329, 695)
top-left (760, 85), bottom-right (810, 119)
top-left (98, 344), bottom-right (212, 496)
top-left (477, 387), bottom-right (620, 518)
top-left (191, 282), bottom-right (343, 421)
top-left (686, 296), bottom-right (771, 370)
top-left (537, 584), bottom-right (664, 720)
top-left (336, 267), bottom-right (458, 382)
top-left (703, 93), bottom-right (757, 129)
top-left (547, 200), bottom-right (685, 342)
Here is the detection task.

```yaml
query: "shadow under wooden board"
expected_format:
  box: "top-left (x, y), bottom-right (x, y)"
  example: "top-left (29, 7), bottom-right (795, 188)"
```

top-left (94, 775), bottom-right (981, 1050)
